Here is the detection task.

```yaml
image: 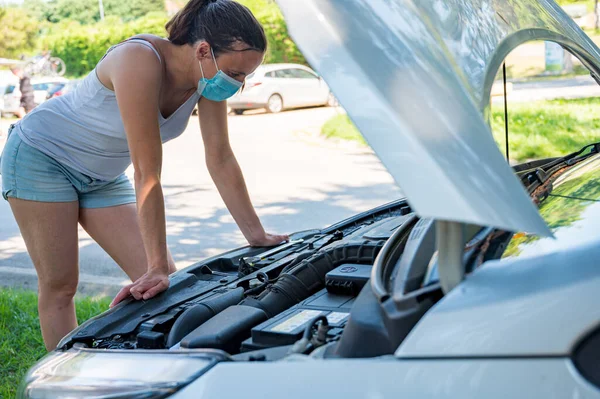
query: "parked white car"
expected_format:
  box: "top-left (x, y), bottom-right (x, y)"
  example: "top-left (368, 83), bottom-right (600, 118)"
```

top-left (227, 63), bottom-right (337, 114)
top-left (2, 76), bottom-right (68, 116)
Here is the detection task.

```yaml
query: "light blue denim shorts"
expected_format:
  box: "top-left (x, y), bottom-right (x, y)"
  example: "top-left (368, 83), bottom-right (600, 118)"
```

top-left (0, 125), bottom-right (136, 208)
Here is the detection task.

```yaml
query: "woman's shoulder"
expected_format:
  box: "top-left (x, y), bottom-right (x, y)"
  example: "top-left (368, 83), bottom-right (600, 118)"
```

top-left (96, 38), bottom-right (165, 91)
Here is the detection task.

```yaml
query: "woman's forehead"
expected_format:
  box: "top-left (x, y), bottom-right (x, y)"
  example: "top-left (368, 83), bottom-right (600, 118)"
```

top-left (219, 49), bottom-right (263, 73)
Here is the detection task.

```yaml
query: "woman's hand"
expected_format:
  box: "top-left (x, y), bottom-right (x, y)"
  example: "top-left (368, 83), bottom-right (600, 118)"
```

top-left (110, 269), bottom-right (170, 307)
top-left (248, 232), bottom-right (289, 247)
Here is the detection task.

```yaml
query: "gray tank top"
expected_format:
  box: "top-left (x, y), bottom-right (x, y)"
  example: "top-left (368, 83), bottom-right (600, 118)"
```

top-left (16, 39), bottom-right (201, 181)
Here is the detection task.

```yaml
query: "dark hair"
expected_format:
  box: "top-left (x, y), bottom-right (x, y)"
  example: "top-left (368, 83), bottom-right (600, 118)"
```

top-left (166, 0), bottom-right (267, 55)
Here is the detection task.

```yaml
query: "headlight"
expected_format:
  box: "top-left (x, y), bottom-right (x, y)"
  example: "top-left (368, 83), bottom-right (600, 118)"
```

top-left (18, 349), bottom-right (215, 399)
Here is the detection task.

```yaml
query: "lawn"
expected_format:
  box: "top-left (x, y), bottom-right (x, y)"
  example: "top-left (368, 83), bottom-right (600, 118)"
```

top-left (322, 97), bottom-right (600, 163)
top-left (0, 289), bottom-right (110, 398)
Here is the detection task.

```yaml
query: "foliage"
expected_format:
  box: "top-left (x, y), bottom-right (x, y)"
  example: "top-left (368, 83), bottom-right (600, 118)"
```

top-left (40, 13), bottom-right (169, 77)
top-left (238, 0), bottom-right (305, 65)
top-left (39, 0), bottom-right (305, 77)
top-left (0, 8), bottom-right (40, 59)
top-left (0, 289), bottom-right (110, 398)
top-left (23, 0), bottom-right (166, 24)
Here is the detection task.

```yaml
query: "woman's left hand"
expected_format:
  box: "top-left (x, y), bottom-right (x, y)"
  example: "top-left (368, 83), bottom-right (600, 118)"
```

top-left (248, 232), bottom-right (289, 247)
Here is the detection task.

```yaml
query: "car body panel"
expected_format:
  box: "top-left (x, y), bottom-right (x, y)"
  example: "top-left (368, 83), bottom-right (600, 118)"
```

top-left (276, 0), bottom-right (600, 236)
top-left (228, 64), bottom-right (330, 111)
top-left (172, 358), bottom-right (600, 398)
top-left (397, 155), bottom-right (600, 357)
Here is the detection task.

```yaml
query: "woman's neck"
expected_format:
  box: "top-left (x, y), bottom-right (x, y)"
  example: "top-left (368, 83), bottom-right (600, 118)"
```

top-left (162, 41), bottom-right (199, 93)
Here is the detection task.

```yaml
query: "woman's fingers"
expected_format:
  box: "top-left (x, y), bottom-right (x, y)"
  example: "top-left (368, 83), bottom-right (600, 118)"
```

top-left (110, 283), bottom-right (134, 308)
top-left (276, 234), bottom-right (290, 242)
top-left (142, 279), bottom-right (170, 300)
top-left (110, 271), bottom-right (170, 307)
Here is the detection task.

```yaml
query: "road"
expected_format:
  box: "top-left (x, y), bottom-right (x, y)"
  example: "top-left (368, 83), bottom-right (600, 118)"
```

top-left (492, 75), bottom-right (600, 104)
top-left (0, 107), bottom-right (402, 296)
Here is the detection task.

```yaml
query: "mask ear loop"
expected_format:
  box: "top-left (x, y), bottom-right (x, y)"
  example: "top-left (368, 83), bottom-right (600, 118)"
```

top-left (198, 58), bottom-right (206, 80)
top-left (210, 47), bottom-right (220, 71)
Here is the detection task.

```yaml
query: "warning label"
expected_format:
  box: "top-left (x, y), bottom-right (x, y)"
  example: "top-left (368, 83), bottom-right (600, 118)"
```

top-left (271, 310), bottom-right (323, 333)
top-left (326, 312), bottom-right (349, 326)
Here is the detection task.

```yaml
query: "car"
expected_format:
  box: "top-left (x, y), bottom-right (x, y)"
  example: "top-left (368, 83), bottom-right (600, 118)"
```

top-left (227, 63), bottom-right (337, 114)
top-left (2, 76), bottom-right (68, 116)
top-left (46, 79), bottom-right (81, 100)
top-left (0, 84), bottom-right (7, 115)
top-left (18, 0), bottom-right (600, 398)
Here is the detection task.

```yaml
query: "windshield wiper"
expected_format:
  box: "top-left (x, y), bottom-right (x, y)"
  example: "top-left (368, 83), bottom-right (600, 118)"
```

top-left (564, 143), bottom-right (600, 166)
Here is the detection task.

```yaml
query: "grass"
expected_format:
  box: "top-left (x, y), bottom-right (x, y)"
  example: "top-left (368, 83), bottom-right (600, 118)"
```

top-left (0, 289), bottom-right (110, 398)
top-left (321, 114), bottom-right (366, 145)
top-left (491, 97), bottom-right (600, 161)
top-left (321, 97), bottom-right (600, 162)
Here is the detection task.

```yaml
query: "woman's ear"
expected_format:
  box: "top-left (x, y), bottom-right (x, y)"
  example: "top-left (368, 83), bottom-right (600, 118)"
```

top-left (196, 41), bottom-right (211, 60)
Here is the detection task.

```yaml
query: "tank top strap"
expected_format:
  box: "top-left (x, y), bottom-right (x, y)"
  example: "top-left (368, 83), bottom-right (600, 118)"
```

top-left (100, 38), bottom-right (162, 64)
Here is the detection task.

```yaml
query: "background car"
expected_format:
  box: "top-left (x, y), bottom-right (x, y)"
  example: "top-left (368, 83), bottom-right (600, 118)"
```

top-left (2, 76), bottom-right (68, 116)
top-left (227, 63), bottom-right (338, 114)
top-left (0, 83), bottom-right (7, 115)
top-left (46, 79), bottom-right (81, 100)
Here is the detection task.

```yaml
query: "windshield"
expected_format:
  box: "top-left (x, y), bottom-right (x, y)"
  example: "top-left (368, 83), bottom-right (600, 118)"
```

top-left (503, 154), bottom-right (600, 259)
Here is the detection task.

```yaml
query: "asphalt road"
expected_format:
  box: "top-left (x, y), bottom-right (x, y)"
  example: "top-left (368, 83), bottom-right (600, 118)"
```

top-left (492, 75), bottom-right (600, 104)
top-left (0, 107), bottom-right (402, 296)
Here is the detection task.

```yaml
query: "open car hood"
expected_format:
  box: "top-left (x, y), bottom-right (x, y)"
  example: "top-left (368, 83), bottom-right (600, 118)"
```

top-left (276, 0), bottom-right (600, 236)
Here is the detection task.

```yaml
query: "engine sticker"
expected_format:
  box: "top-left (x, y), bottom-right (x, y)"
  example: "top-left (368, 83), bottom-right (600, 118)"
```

top-left (271, 310), bottom-right (323, 333)
top-left (326, 312), bottom-right (349, 326)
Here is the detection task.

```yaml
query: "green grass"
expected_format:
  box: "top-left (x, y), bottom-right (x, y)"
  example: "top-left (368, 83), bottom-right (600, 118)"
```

top-left (0, 289), bottom-right (110, 398)
top-left (491, 97), bottom-right (600, 161)
top-left (321, 97), bottom-right (600, 162)
top-left (321, 114), bottom-right (366, 145)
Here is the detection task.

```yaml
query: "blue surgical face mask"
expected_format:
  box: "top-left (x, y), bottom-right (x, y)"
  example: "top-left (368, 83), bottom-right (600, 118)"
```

top-left (197, 48), bottom-right (243, 101)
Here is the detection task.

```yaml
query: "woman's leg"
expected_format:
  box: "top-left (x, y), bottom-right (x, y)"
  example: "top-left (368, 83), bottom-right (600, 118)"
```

top-left (79, 203), bottom-right (176, 283)
top-left (8, 198), bottom-right (80, 351)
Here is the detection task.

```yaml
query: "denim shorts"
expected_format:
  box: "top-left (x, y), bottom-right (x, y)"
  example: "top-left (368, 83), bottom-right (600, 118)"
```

top-left (0, 125), bottom-right (136, 208)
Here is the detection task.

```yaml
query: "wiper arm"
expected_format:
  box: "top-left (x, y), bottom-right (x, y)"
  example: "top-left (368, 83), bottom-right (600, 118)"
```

top-left (565, 143), bottom-right (600, 166)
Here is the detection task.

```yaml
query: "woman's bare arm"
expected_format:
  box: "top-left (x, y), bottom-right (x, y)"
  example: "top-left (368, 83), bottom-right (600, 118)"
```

top-left (197, 98), bottom-right (288, 246)
top-left (100, 44), bottom-right (171, 306)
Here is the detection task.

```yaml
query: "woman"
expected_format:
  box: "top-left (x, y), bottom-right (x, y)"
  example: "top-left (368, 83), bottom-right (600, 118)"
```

top-left (0, 0), bottom-right (288, 351)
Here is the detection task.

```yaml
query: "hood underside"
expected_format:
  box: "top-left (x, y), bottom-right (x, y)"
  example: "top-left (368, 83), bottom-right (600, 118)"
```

top-left (276, 0), bottom-right (600, 236)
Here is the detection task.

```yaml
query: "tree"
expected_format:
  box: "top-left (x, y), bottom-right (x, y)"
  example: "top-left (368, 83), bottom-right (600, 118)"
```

top-left (0, 8), bottom-right (39, 58)
top-left (26, 0), bottom-right (166, 25)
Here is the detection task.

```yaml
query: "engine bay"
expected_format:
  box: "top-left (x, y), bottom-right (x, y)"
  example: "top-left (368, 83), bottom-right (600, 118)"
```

top-left (61, 149), bottom-right (588, 361)
top-left (62, 201), bottom-right (434, 358)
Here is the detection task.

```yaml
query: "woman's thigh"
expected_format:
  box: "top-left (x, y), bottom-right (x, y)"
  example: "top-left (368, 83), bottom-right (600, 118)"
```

top-left (8, 198), bottom-right (80, 292)
top-left (79, 203), bottom-right (176, 282)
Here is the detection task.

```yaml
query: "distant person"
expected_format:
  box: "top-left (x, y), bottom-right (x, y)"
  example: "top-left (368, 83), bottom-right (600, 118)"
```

top-left (0, 0), bottom-right (288, 351)
top-left (9, 66), bottom-right (35, 118)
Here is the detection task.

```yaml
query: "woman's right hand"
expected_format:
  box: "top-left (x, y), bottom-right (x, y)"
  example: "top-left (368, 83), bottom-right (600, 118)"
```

top-left (110, 268), bottom-right (170, 307)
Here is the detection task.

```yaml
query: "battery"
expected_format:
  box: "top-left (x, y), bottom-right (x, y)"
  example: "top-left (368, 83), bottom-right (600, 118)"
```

top-left (242, 289), bottom-right (354, 351)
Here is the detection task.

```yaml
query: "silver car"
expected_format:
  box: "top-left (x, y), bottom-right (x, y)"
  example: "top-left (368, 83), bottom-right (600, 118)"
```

top-left (18, 0), bottom-right (600, 398)
top-left (2, 77), bottom-right (69, 116)
top-left (227, 63), bottom-right (337, 114)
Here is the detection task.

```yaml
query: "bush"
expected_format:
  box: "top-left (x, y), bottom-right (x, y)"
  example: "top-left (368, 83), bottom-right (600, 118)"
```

top-left (0, 8), bottom-right (40, 58)
top-left (239, 0), bottom-right (305, 65)
top-left (42, 0), bottom-right (305, 78)
top-left (41, 13), bottom-right (169, 77)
